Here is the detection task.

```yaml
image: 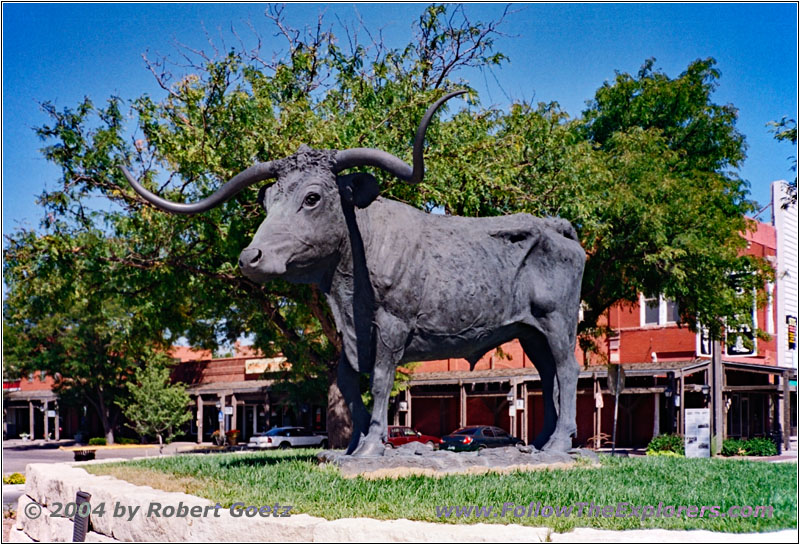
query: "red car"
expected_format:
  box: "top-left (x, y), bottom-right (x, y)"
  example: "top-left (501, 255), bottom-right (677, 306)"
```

top-left (385, 426), bottom-right (443, 449)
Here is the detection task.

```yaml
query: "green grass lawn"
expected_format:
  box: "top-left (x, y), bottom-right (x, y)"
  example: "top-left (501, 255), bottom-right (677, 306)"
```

top-left (87, 450), bottom-right (797, 533)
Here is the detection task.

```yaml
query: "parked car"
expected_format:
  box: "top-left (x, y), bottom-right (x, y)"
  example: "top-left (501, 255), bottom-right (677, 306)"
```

top-left (247, 427), bottom-right (328, 450)
top-left (384, 426), bottom-right (443, 449)
top-left (440, 426), bottom-right (524, 452)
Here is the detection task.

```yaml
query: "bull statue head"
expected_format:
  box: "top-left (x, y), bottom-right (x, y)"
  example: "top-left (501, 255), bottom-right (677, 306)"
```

top-left (121, 91), bottom-right (465, 286)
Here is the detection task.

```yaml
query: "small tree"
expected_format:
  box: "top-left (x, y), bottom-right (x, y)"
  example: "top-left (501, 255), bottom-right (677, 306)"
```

top-left (118, 359), bottom-right (191, 445)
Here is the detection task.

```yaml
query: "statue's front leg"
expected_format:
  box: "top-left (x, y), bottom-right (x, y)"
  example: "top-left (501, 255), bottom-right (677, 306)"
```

top-left (350, 360), bottom-right (397, 457)
top-left (351, 320), bottom-right (404, 457)
top-left (337, 354), bottom-right (370, 455)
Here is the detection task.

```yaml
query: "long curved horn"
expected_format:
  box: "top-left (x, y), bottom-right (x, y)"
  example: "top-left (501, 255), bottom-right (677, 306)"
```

top-left (334, 89), bottom-right (467, 183)
top-left (120, 161), bottom-right (278, 215)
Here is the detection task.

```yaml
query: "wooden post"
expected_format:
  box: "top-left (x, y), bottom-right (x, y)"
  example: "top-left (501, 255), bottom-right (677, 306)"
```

top-left (612, 375), bottom-right (620, 455)
top-left (218, 393), bottom-right (226, 435)
top-left (407, 389), bottom-right (413, 428)
top-left (711, 340), bottom-right (724, 455)
top-left (459, 381), bottom-right (466, 429)
top-left (521, 382), bottom-right (528, 444)
top-left (231, 394), bottom-right (238, 432)
top-left (678, 372), bottom-right (685, 436)
top-left (508, 380), bottom-right (516, 437)
top-left (652, 392), bottom-right (660, 438)
top-left (196, 396), bottom-right (203, 444)
top-left (783, 370), bottom-right (791, 451)
top-left (29, 400), bottom-right (35, 439)
top-left (43, 400), bottom-right (49, 440)
top-left (592, 374), bottom-right (599, 449)
top-left (54, 405), bottom-right (60, 441)
top-left (253, 405), bottom-right (258, 436)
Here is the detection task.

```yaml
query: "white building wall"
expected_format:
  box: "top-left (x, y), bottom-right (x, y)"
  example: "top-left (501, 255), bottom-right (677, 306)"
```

top-left (772, 180), bottom-right (798, 369)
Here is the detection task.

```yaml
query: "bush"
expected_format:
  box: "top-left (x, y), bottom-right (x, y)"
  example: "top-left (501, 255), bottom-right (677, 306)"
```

top-left (3, 472), bottom-right (25, 485)
top-left (722, 438), bottom-right (748, 457)
top-left (116, 437), bottom-right (138, 445)
top-left (88, 437), bottom-right (107, 446)
top-left (743, 437), bottom-right (778, 456)
top-left (646, 434), bottom-right (684, 456)
top-left (721, 437), bottom-right (778, 457)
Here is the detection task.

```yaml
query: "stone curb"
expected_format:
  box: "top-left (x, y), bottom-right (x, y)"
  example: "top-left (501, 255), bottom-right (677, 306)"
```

top-left (12, 462), bottom-right (798, 543)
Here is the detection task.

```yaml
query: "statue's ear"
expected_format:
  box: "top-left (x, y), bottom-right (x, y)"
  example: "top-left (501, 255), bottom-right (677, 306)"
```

top-left (338, 172), bottom-right (380, 208)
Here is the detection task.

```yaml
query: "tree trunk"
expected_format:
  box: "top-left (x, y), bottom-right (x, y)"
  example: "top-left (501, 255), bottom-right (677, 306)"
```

top-left (326, 363), bottom-right (352, 449)
top-left (95, 392), bottom-right (116, 445)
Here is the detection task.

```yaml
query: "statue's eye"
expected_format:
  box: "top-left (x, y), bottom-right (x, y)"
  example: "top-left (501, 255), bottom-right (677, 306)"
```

top-left (304, 193), bottom-right (321, 208)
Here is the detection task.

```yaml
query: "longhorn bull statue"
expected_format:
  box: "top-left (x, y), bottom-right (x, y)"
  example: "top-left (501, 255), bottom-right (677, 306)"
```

top-left (122, 91), bottom-right (585, 456)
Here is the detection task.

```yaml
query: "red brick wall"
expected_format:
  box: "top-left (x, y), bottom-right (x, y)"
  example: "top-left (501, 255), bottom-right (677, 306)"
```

top-left (3, 371), bottom-right (56, 392)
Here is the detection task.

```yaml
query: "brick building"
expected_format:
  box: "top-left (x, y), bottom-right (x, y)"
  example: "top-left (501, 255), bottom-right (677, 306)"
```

top-left (169, 344), bottom-right (326, 444)
top-left (3, 344), bottom-right (326, 443)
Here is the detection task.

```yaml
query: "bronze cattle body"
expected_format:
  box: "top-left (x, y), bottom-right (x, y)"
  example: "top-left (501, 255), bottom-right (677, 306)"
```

top-left (122, 92), bottom-right (585, 456)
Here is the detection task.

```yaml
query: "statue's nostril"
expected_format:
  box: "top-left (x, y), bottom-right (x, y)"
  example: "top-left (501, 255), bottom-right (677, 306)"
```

top-left (239, 248), bottom-right (263, 269)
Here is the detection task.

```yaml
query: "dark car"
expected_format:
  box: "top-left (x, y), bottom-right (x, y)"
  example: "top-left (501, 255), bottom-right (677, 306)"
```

top-left (384, 426), bottom-right (443, 449)
top-left (441, 426), bottom-right (524, 452)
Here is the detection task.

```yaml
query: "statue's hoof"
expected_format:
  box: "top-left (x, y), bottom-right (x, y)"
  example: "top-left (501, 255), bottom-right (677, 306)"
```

top-left (350, 441), bottom-right (385, 458)
top-left (541, 436), bottom-right (571, 453)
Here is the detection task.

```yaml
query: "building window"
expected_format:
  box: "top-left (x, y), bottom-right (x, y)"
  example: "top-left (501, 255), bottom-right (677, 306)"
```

top-left (27, 373), bottom-right (34, 383)
top-left (666, 299), bottom-right (680, 323)
top-left (640, 294), bottom-right (680, 326)
top-left (644, 296), bottom-right (660, 325)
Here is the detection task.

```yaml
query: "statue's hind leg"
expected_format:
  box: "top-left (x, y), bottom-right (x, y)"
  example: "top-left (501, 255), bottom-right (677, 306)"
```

top-left (519, 318), bottom-right (578, 452)
top-left (544, 313), bottom-right (579, 451)
top-left (519, 329), bottom-right (558, 449)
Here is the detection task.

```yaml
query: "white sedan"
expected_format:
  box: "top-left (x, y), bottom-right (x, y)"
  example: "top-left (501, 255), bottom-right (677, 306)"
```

top-left (247, 427), bottom-right (328, 449)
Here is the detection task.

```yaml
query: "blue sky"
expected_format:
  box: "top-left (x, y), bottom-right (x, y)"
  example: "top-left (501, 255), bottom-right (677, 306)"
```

top-left (3, 3), bottom-right (797, 235)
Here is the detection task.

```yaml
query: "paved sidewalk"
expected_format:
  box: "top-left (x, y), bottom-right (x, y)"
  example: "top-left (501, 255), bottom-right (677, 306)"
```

top-left (2, 440), bottom-right (206, 474)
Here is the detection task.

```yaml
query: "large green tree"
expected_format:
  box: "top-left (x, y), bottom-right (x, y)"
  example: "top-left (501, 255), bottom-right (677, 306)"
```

top-left (3, 6), bottom-right (770, 446)
top-left (2, 227), bottom-right (187, 443)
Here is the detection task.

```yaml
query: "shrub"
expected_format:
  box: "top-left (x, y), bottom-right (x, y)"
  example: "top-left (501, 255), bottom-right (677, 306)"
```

top-left (116, 437), bottom-right (138, 445)
top-left (722, 438), bottom-right (748, 457)
top-left (721, 437), bottom-right (778, 457)
top-left (743, 437), bottom-right (778, 456)
top-left (646, 433), bottom-right (684, 456)
top-left (3, 472), bottom-right (25, 485)
top-left (645, 450), bottom-right (683, 458)
top-left (88, 437), bottom-right (107, 446)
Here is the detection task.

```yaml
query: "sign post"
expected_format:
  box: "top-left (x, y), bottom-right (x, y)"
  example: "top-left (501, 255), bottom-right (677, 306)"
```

top-left (608, 365), bottom-right (625, 456)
